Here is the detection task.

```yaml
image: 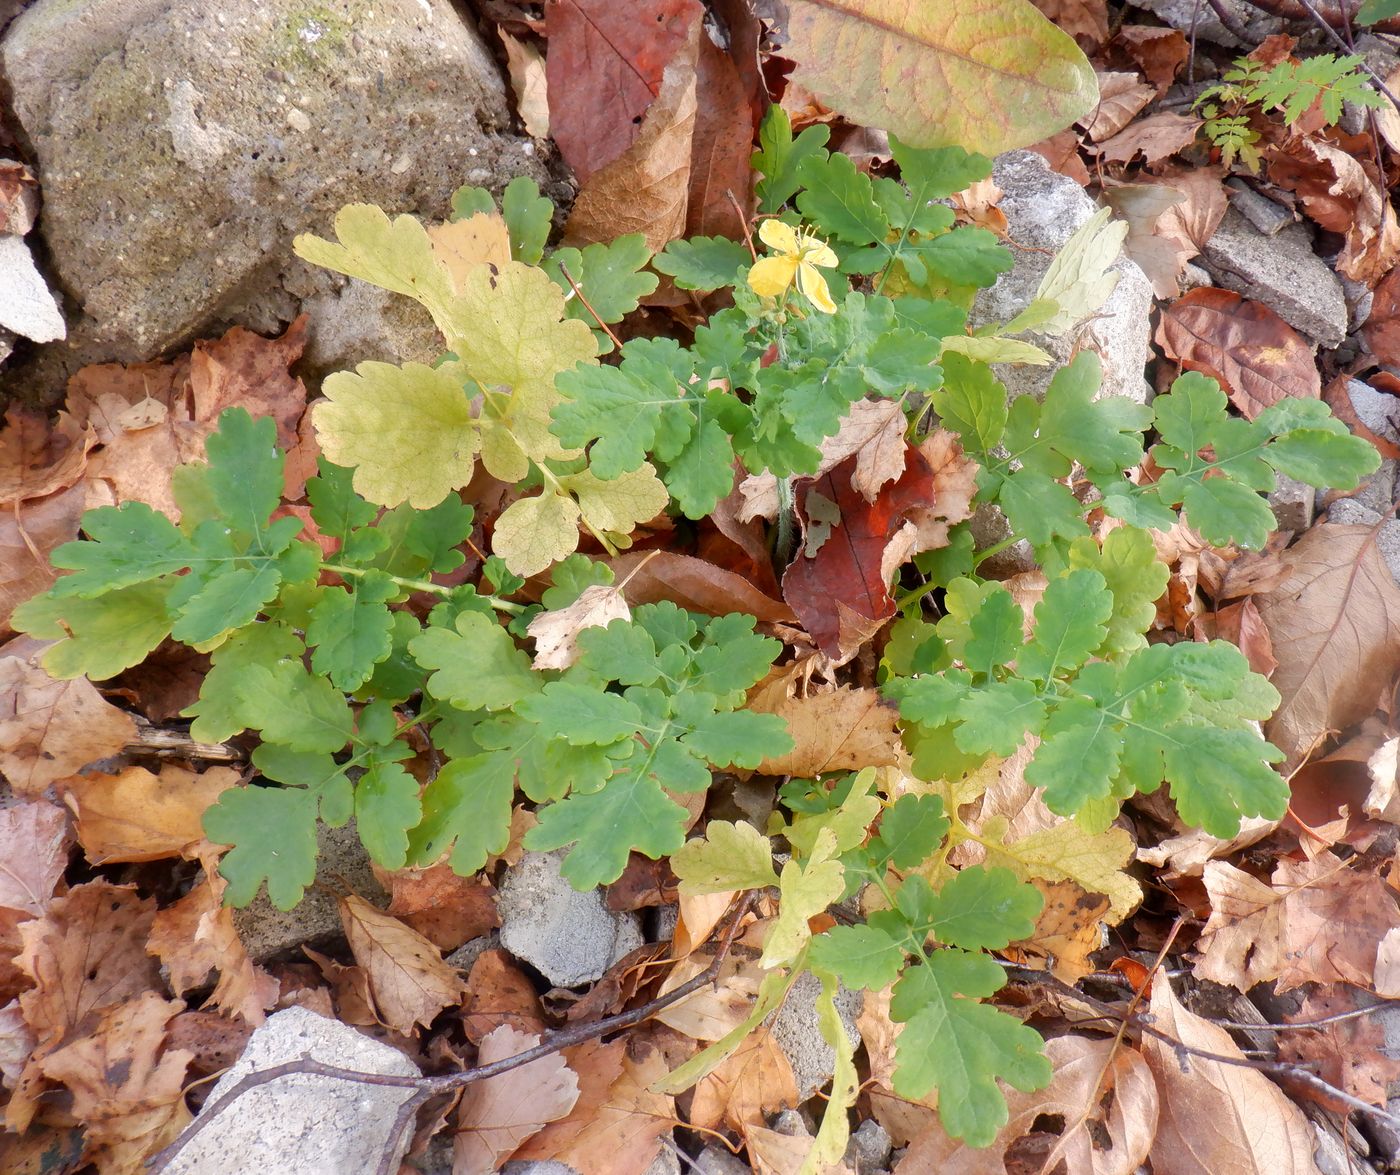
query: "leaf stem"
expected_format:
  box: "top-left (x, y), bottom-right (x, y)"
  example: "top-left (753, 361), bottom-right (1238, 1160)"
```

top-left (322, 563), bottom-right (525, 614)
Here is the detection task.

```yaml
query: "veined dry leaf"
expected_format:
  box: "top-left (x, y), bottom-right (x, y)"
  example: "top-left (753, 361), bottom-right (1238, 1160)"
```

top-left (1366, 736), bottom-right (1400, 824)
top-left (746, 673), bottom-right (901, 777)
top-left (686, 12), bottom-right (760, 240)
top-left (1279, 987), bottom-right (1400, 1109)
top-left (38, 991), bottom-right (192, 1175)
top-left (1028, 129), bottom-right (1092, 186)
top-left (1136, 815), bottom-right (1279, 879)
top-left (1003, 878), bottom-right (1110, 983)
top-left (1094, 111), bottom-right (1200, 165)
top-left (1256, 525), bottom-right (1400, 770)
top-left (1194, 852), bottom-right (1400, 992)
top-left (1030, 0), bottom-right (1110, 49)
top-left (379, 862), bottom-right (500, 953)
top-left (339, 894), bottom-right (465, 1035)
top-left (780, 0), bottom-right (1096, 156)
top-left (897, 1034), bottom-right (1157, 1174)
top-left (689, 1024), bottom-right (798, 1132)
top-left (63, 764), bottom-right (237, 863)
top-left (427, 213), bottom-right (513, 294)
top-left (655, 950), bottom-right (763, 1041)
top-left (1156, 287), bottom-right (1320, 420)
top-left (1079, 71), bottom-right (1155, 141)
top-left (500, 30), bottom-right (549, 140)
top-left (526, 583), bottom-right (631, 670)
top-left (749, 1121), bottom-right (854, 1175)
top-left (1367, 263), bottom-right (1400, 368)
top-left (454, 1024), bottom-right (581, 1175)
top-left (1102, 183), bottom-right (1188, 298)
top-left (302, 947), bottom-right (379, 1027)
top-left (1, 482), bottom-right (86, 635)
top-left (1142, 975), bottom-right (1321, 1175)
top-left (608, 549), bottom-right (794, 623)
top-left (565, 20), bottom-right (698, 254)
top-left (0, 648), bottom-right (137, 796)
top-left (0, 409), bottom-right (94, 505)
top-left (1115, 24), bottom-right (1189, 92)
top-left (0, 799), bottom-right (69, 918)
top-left (462, 948), bottom-right (546, 1044)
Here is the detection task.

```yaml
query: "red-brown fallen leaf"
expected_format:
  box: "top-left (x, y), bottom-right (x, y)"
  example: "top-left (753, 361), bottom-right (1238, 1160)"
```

top-left (462, 948), bottom-right (546, 1045)
top-left (1093, 111), bottom-right (1201, 165)
top-left (63, 764), bottom-right (237, 864)
top-left (686, 18), bottom-right (760, 241)
top-left (1003, 879), bottom-right (1112, 984)
top-left (1323, 373), bottom-right (1400, 461)
top-left (1114, 25), bottom-right (1189, 93)
top-left (0, 482), bottom-right (86, 636)
top-left (897, 1034), bottom-right (1157, 1174)
top-left (689, 1024), bottom-right (798, 1133)
top-left (38, 991), bottom-right (192, 1175)
top-left (1079, 71), bottom-right (1155, 142)
top-left (148, 855), bottom-right (277, 1026)
top-left (338, 894), bottom-right (465, 1036)
top-left (1366, 264), bottom-right (1400, 368)
top-left (379, 862), bottom-right (501, 953)
top-left (1255, 525), bottom-right (1400, 771)
top-left (1027, 130), bottom-right (1092, 187)
top-left (564, 18), bottom-right (698, 254)
top-left (0, 799), bottom-right (69, 919)
top-left (1279, 987), bottom-right (1400, 1109)
top-left (301, 947), bottom-right (380, 1028)
top-left (609, 549), bottom-right (794, 622)
top-left (782, 443), bottom-right (945, 660)
top-left (1210, 597), bottom-right (1277, 678)
top-left (605, 854), bottom-right (678, 912)
top-left (1142, 975), bottom-right (1319, 1175)
top-left (746, 667), bottom-right (902, 777)
top-left (1030, 0), bottom-right (1110, 49)
top-left (1156, 287), bottom-right (1321, 420)
top-left (0, 160), bottom-right (39, 236)
top-left (545, 0), bottom-right (702, 184)
top-left (1108, 168), bottom-right (1227, 299)
top-left (453, 1024), bottom-right (581, 1175)
top-left (1194, 852), bottom-right (1400, 992)
top-left (0, 409), bottom-right (95, 506)
top-left (0, 643), bottom-right (137, 796)
top-left (165, 1010), bottom-right (254, 1079)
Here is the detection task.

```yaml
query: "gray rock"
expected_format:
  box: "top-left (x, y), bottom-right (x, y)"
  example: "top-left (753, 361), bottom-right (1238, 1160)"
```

top-left (497, 850), bottom-right (645, 987)
top-left (1268, 474), bottom-right (1316, 533)
top-left (501, 1164), bottom-right (581, 1175)
top-left (695, 1143), bottom-right (753, 1174)
top-left (845, 1119), bottom-right (893, 1175)
top-left (769, 970), bottom-right (863, 1102)
top-left (1130, 0), bottom-right (1281, 47)
top-left (0, 234), bottom-right (66, 342)
top-left (162, 1006), bottom-right (420, 1175)
top-left (1349, 379), bottom-right (1400, 445)
top-left (444, 931), bottom-right (499, 975)
top-left (1341, 276), bottom-right (1375, 335)
top-left (643, 1141), bottom-right (681, 1175)
top-left (1347, 461), bottom-right (1397, 517)
top-left (1224, 179), bottom-right (1292, 237)
top-left (1, 0), bottom-right (545, 384)
top-left (1311, 1121), bottom-right (1352, 1175)
top-left (232, 819), bottom-right (387, 962)
top-left (1325, 499), bottom-right (1400, 585)
top-left (973, 150), bottom-right (1153, 406)
top-left (1201, 209), bottom-right (1348, 348)
top-left (770, 1108), bottom-right (812, 1136)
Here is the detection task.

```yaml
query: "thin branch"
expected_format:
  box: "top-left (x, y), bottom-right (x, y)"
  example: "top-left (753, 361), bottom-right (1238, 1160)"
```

top-left (556, 261), bottom-right (624, 351)
top-left (727, 189), bottom-right (758, 261)
top-left (1210, 1001), bottom-right (1400, 1031)
top-left (148, 893), bottom-right (758, 1175)
top-left (1206, 0), bottom-right (1255, 41)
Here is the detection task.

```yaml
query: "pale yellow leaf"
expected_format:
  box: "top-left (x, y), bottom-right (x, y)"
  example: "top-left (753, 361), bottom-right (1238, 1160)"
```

top-left (938, 334), bottom-right (1055, 366)
top-left (1033, 206), bottom-right (1127, 334)
top-left (492, 491), bottom-right (581, 578)
top-left (761, 827), bottom-right (844, 968)
top-left (427, 213), bottom-right (511, 295)
top-left (671, 820), bottom-right (778, 896)
top-left (526, 583), bottom-right (631, 670)
top-left (562, 464), bottom-right (670, 536)
top-left (500, 30), bottom-right (549, 140)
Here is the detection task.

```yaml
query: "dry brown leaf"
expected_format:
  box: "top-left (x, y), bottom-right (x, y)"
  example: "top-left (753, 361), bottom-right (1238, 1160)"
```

top-left (1003, 879), bottom-right (1110, 983)
top-left (1142, 975), bottom-right (1321, 1175)
top-left (526, 583), bottom-right (631, 670)
top-left (0, 648), bottom-right (137, 796)
top-left (608, 549), bottom-right (795, 623)
top-left (147, 860), bottom-right (277, 1025)
top-left (1256, 525), bottom-right (1400, 770)
top-left (672, 888), bottom-right (735, 958)
top-left (1136, 815), bottom-right (1279, 879)
top-left (1211, 597), bottom-right (1278, 678)
top-left (1366, 736), bottom-right (1400, 823)
top-left (427, 213), bottom-right (513, 294)
top-left (1030, 0), bottom-right (1110, 49)
top-left (1279, 987), bottom-right (1400, 1109)
top-left (655, 951), bottom-right (763, 1041)
top-left (453, 1024), bottom-right (580, 1175)
top-left (1194, 852), bottom-right (1400, 992)
top-left (64, 764), bottom-right (237, 863)
top-left (749, 1122), bottom-right (853, 1175)
top-left (0, 409), bottom-right (95, 505)
top-left (0, 799), bottom-right (69, 918)
top-left (747, 664), bottom-right (901, 777)
top-left (1102, 183), bottom-right (1188, 298)
top-left (302, 946), bottom-right (379, 1027)
top-left (1028, 129), bottom-right (1091, 186)
top-left (462, 948), bottom-right (546, 1044)
top-left (1115, 24), bottom-right (1189, 92)
top-left (1094, 111), bottom-right (1200, 165)
top-left (500, 30), bottom-right (549, 140)
top-left (565, 20), bottom-right (697, 254)
top-left (38, 991), bottom-right (192, 1175)
top-left (898, 1034), bottom-right (1157, 1174)
top-left (1079, 71), bottom-right (1155, 142)
top-left (0, 482), bottom-right (86, 635)
top-left (689, 1025), bottom-right (798, 1133)
top-left (339, 894), bottom-right (465, 1035)
top-left (379, 862), bottom-right (500, 953)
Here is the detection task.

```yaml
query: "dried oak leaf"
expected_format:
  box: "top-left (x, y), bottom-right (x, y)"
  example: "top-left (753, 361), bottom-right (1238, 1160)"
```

top-left (1114, 24), bottom-right (1189, 93)
top-left (1255, 525), bottom-right (1400, 771)
top-left (462, 947), bottom-right (547, 1045)
top-left (0, 646), bottom-right (137, 796)
top-left (0, 408), bottom-right (95, 505)
top-left (1093, 111), bottom-right (1200, 165)
top-left (1079, 71), bottom-right (1155, 142)
top-left (1142, 975), bottom-right (1320, 1175)
top-left (1030, 0), bottom-right (1110, 49)
top-left (0, 799), bottom-right (69, 919)
top-left (64, 764), bottom-right (237, 864)
top-left (338, 894), bottom-right (465, 1036)
top-left (1003, 879), bottom-right (1111, 984)
top-left (454, 1023), bottom-right (581, 1175)
top-left (746, 667), bottom-right (901, 777)
top-left (898, 1034), bottom-right (1157, 1174)
top-left (1156, 286), bottom-right (1320, 420)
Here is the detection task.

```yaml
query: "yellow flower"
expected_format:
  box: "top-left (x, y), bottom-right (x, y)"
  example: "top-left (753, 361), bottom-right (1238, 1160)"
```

top-left (748, 219), bottom-right (839, 314)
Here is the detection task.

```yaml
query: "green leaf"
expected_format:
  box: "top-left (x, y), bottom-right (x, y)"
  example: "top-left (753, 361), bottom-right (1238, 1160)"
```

top-left (682, 710), bottom-right (791, 768)
top-left (408, 752), bottom-right (516, 874)
top-left (1165, 727), bottom-right (1287, 837)
top-left (652, 236), bottom-right (751, 290)
top-left (526, 778), bottom-right (689, 888)
top-left (517, 681), bottom-right (641, 745)
top-left (306, 571), bottom-right (397, 691)
top-left (870, 794), bottom-right (950, 871)
top-left (1019, 569), bottom-right (1112, 680)
top-left (355, 757), bottom-right (422, 869)
top-left (251, 744), bottom-right (352, 823)
top-left (1361, 0), bottom-right (1400, 23)
top-left (204, 786), bottom-right (320, 911)
top-left (890, 137), bottom-right (993, 199)
top-left (48, 503), bottom-right (192, 597)
top-left (796, 153), bottom-right (889, 246)
top-left (671, 820), bottom-right (779, 894)
top-left (762, 828), bottom-right (845, 966)
top-left (307, 458), bottom-right (378, 548)
top-left (952, 679), bottom-right (1046, 756)
top-left (205, 409), bottom-right (286, 538)
top-left (890, 950), bottom-right (1051, 1145)
top-left (926, 866), bottom-right (1042, 951)
top-left (239, 660), bottom-right (355, 754)
top-left (14, 583), bottom-right (174, 681)
top-left (753, 106), bottom-right (831, 213)
top-left (1026, 704), bottom-right (1124, 814)
top-left (809, 924), bottom-right (907, 989)
top-left (546, 234), bottom-right (658, 351)
top-left (183, 622), bottom-right (304, 742)
top-left (963, 585), bottom-right (1024, 676)
top-left (412, 611), bottom-right (541, 711)
top-left (930, 353), bottom-right (1008, 456)
top-left (501, 176), bottom-right (553, 266)
top-left (903, 227), bottom-right (1012, 288)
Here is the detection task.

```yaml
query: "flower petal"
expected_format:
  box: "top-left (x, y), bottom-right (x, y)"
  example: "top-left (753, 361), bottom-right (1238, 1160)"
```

top-left (804, 240), bottom-right (839, 269)
top-left (749, 255), bottom-right (799, 297)
top-left (758, 218), bottom-right (799, 255)
top-left (797, 261), bottom-right (838, 313)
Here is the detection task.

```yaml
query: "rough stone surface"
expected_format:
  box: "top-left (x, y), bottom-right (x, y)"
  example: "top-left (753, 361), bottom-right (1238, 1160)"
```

top-left (501, 1164), bottom-right (581, 1175)
top-left (769, 970), bottom-right (863, 1102)
top-left (1224, 179), bottom-right (1292, 237)
top-left (695, 1143), bottom-right (754, 1174)
top-left (845, 1118), bottom-right (893, 1175)
top-left (1325, 498), bottom-right (1400, 585)
top-left (1130, 0), bottom-right (1281, 47)
top-left (163, 1006), bottom-right (419, 1175)
top-left (1268, 473), bottom-right (1316, 533)
top-left (973, 150), bottom-right (1153, 406)
top-left (444, 931), bottom-right (499, 975)
top-left (0, 234), bottom-right (66, 343)
top-left (1, 0), bottom-right (547, 393)
top-left (497, 850), bottom-right (645, 987)
top-left (1347, 461), bottom-right (1397, 517)
top-left (1349, 379), bottom-right (1400, 445)
top-left (1201, 209), bottom-right (1348, 347)
top-left (232, 819), bottom-right (386, 961)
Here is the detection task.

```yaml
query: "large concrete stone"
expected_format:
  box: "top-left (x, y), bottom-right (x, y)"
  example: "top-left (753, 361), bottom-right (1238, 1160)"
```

top-left (972, 150), bottom-right (1154, 407)
top-left (1201, 208), bottom-right (1348, 348)
top-left (1, 0), bottom-right (547, 394)
top-left (768, 969), bottom-right (862, 1102)
top-left (162, 1005), bottom-right (420, 1175)
top-left (497, 850), bottom-right (645, 987)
